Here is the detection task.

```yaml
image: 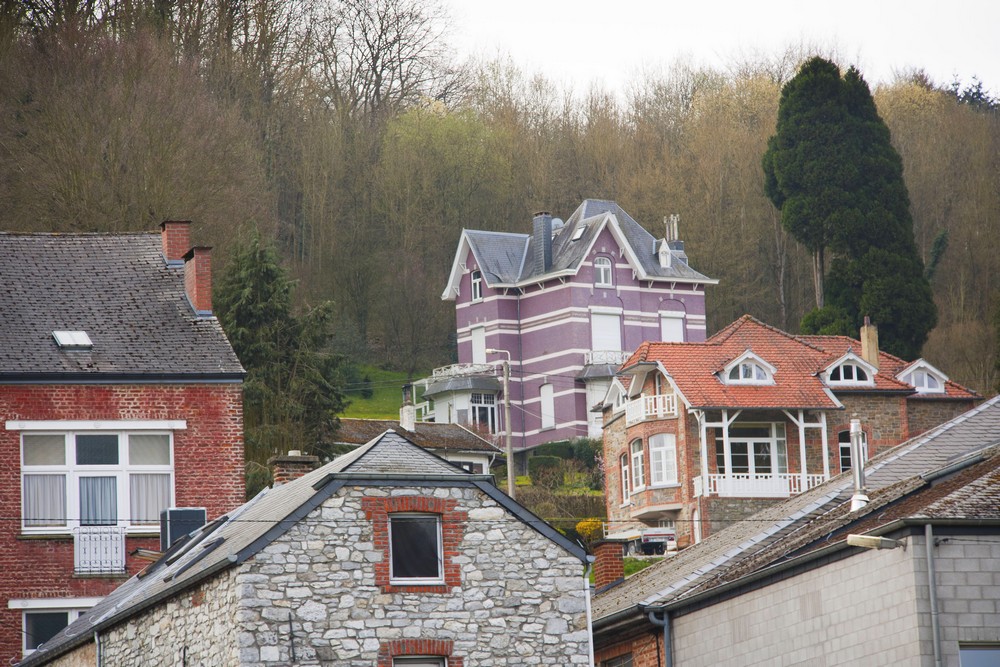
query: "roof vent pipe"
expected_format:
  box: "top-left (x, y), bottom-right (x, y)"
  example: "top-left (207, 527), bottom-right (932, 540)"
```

top-left (849, 418), bottom-right (869, 511)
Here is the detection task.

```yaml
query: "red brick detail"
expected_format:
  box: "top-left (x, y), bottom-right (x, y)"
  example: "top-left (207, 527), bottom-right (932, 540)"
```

top-left (595, 632), bottom-right (661, 667)
top-left (0, 383), bottom-right (243, 664)
top-left (183, 246), bottom-right (212, 313)
top-left (377, 639), bottom-right (463, 667)
top-left (593, 541), bottom-right (625, 589)
top-left (361, 496), bottom-right (466, 593)
top-left (160, 220), bottom-right (192, 261)
top-left (268, 453), bottom-right (320, 485)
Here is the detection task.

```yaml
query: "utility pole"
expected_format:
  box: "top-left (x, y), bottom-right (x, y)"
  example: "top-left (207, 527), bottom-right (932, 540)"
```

top-left (486, 348), bottom-right (514, 498)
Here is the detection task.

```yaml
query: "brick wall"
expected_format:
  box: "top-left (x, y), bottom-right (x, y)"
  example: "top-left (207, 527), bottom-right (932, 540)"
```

top-left (0, 383), bottom-right (243, 664)
top-left (907, 398), bottom-right (976, 440)
top-left (594, 631), bottom-right (662, 667)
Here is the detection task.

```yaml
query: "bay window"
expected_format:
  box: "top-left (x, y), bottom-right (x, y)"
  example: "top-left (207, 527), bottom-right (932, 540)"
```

top-left (21, 431), bottom-right (173, 533)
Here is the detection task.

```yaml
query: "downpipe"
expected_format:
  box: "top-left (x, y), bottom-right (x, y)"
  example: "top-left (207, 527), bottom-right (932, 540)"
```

top-left (926, 524), bottom-right (943, 667)
top-left (648, 609), bottom-right (672, 667)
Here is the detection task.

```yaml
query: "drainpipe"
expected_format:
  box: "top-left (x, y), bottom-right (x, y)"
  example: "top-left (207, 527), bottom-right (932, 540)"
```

top-left (647, 609), bottom-right (673, 667)
top-left (94, 630), bottom-right (102, 666)
top-left (584, 562), bottom-right (596, 667)
top-left (926, 524), bottom-right (943, 667)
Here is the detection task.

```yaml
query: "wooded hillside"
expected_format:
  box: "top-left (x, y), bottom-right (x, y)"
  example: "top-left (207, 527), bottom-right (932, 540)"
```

top-left (1, 1), bottom-right (997, 394)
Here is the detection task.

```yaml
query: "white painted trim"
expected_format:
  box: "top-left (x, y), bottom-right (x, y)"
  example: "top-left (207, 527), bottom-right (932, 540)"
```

top-left (588, 305), bottom-right (624, 315)
top-left (7, 420), bottom-right (187, 431)
top-left (9, 597), bottom-right (103, 610)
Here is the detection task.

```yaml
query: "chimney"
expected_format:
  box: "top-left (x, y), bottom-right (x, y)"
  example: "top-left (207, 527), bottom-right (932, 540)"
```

top-left (593, 540), bottom-right (626, 590)
top-left (269, 450), bottom-right (320, 486)
top-left (849, 418), bottom-right (869, 512)
top-left (160, 220), bottom-right (192, 264)
top-left (860, 316), bottom-right (879, 369)
top-left (400, 383), bottom-right (416, 432)
top-left (183, 246), bottom-right (213, 315)
top-left (532, 211), bottom-right (553, 274)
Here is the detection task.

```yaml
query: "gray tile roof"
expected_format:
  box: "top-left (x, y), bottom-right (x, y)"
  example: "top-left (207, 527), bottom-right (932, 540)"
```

top-left (336, 419), bottom-right (500, 453)
top-left (592, 395), bottom-right (1000, 624)
top-left (0, 232), bottom-right (243, 379)
top-left (21, 429), bottom-right (584, 666)
top-left (463, 200), bottom-right (713, 288)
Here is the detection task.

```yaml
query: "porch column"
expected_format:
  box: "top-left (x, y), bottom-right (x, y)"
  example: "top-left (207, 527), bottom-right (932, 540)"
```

top-left (721, 409), bottom-right (732, 480)
top-left (798, 409), bottom-right (807, 492)
top-left (820, 412), bottom-right (830, 479)
top-left (698, 411), bottom-right (709, 485)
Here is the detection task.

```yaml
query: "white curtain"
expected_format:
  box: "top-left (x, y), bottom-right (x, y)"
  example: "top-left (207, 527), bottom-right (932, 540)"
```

top-left (130, 474), bottom-right (170, 525)
top-left (24, 475), bottom-right (66, 526)
top-left (80, 477), bottom-right (117, 526)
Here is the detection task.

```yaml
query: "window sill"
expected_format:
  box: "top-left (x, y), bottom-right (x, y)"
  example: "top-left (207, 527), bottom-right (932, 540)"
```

top-left (649, 483), bottom-right (681, 489)
top-left (383, 583), bottom-right (450, 594)
top-left (19, 530), bottom-right (160, 540)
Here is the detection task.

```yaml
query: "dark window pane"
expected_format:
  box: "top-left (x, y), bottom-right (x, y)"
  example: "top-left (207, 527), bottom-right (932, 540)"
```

top-left (753, 443), bottom-right (772, 474)
top-left (25, 611), bottom-right (69, 650)
top-left (730, 443), bottom-right (749, 473)
top-left (76, 435), bottom-right (118, 465)
top-left (390, 515), bottom-right (440, 580)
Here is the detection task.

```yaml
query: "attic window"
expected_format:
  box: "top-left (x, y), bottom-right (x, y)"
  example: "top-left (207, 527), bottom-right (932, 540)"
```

top-left (828, 362), bottom-right (870, 384)
top-left (571, 225), bottom-right (586, 241)
top-left (722, 352), bottom-right (775, 386)
top-left (903, 369), bottom-right (945, 394)
top-left (52, 331), bottom-right (92, 349)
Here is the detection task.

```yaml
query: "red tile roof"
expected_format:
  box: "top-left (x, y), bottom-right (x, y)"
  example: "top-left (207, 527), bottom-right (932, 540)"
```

top-left (621, 315), bottom-right (978, 410)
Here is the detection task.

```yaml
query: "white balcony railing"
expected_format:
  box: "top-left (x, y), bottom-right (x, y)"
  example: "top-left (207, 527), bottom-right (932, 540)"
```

top-left (698, 473), bottom-right (827, 498)
top-left (624, 394), bottom-right (678, 425)
top-left (73, 525), bottom-right (127, 574)
top-left (585, 350), bottom-right (632, 366)
top-left (430, 363), bottom-right (493, 379)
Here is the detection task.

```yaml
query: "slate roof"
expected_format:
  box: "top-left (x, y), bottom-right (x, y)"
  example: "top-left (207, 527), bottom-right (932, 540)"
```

top-left (620, 315), bottom-right (977, 410)
top-left (22, 430), bottom-right (587, 666)
top-left (336, 419), bottom-right (500, 453)
top-left (447, 199), bottom-right (714, 296)
top-left (591, 394), bottom-right (1000, 627)
top-left (0, 232), bottom-right (243, 379)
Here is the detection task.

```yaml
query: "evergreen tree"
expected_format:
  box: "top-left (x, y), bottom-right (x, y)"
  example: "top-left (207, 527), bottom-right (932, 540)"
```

top-left (215, 233), bottom-right (349, 495)
top-left (763, 57), bottom-right (937, 359)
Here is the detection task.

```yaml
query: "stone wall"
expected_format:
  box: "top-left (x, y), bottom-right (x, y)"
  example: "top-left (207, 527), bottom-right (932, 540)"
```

top-left (236, 484), bottom-right (591, 666)
top-left (49, 569), bottom-right (239, 667)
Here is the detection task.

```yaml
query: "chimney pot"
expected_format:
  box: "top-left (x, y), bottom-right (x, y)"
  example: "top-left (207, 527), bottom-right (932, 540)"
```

top-left (269, 451), bottom-right (320, 486)
top-left (183, 246), bottom-right (213, 314)
top-left (160, 220), bottom-right (192, 264)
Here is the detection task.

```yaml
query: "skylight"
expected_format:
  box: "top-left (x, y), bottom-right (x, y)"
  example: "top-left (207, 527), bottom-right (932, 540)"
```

top-left (52, 331), bottom-right (93, 349)
top-left (571, 225), bottom-right (587, 241)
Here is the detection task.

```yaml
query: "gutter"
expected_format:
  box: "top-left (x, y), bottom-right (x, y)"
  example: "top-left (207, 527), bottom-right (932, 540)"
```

top-left (0, 372), bottom-right (245, 384)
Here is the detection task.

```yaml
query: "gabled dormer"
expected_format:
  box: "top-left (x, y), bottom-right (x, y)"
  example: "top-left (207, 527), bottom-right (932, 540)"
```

top-left (823, 351), bottom-right (877, 388)
top-left (721, 350), bottom-right (776, 386)
top-left (898, 360), bottom-right (949, 394)
top-left (602, 377), bottom-right (630, 414)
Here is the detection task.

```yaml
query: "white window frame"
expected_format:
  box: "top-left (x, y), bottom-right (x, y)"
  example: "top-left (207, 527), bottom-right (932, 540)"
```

top-left (838, 429), bottom-right (869, 472)
top-left (715, 423), bottom-right (788, 476)
top-left (471, 270), bottom-right (483, 302)
top-left (659, 312), bottom-right (685, 342)
top-left (825, 354), bottom-right (876, 387)
top-left (899, 361), bottom-right (948, 394)
top-left (649, 433), bottom-right (678, 487)
top-left (722, 352), bottom-right (775, 386)
top-left (13, 598), bottom-right (100, 656)
top-left (20, 430), bottom-right (175, 535)
top-left (594, 256), bottom-right (613, 288)
top-left (540, 383), bottom-right (555, 429)
top-left (620, 454), bottom-right (630, 504)
top-left (388, 513), bottom-right (444, 585)
top-left (469, 392), bottom-right (498, 434)
top-left (590, 309), bottom-right (623, 352)
top-left (630, 439), bottom-right (645, 491)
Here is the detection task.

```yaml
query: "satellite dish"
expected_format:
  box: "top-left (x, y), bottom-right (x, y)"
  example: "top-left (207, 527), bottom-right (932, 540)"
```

top-left (551, 218), bottom-right (565, 232)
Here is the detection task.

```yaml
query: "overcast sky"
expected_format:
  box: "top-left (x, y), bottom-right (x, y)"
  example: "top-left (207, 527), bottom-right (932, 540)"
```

top-left (444, 0), bottom-right (999, 97)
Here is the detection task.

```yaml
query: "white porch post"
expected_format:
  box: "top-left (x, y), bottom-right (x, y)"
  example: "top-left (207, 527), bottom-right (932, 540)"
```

top-left (797, 409), bottom-right (807, 491)
top-left (721, 409), bottom-right (731, 479)
top-left (820, 412), bottom-right (830, 479)
top-left (698, 411), bottom-right (709, 483)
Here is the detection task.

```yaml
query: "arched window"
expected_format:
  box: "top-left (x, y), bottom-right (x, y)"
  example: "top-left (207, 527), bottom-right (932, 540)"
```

top-left (630, 439), bottom-right (645, 490)
top-left (829, 362), bottom-right (870, 384)
top-left (727, 361), bottom-right (769, 383)
top-left (904, 369), bottom-right (944, 393)
top-left (594, 256), bottom-right (613, 287)
top-left (471, 270), bottom-right (483, 302)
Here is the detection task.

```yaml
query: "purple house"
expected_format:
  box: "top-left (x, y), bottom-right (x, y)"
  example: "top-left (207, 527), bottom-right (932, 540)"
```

top-left (419, 200), bottom-right (715, 462)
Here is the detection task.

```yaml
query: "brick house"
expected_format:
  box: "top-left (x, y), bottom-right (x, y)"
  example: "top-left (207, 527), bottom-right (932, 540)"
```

top-left (590, 395), bottom-right (1000, 667)
top-left (422, 200), bottom-right (715, 465)
top-left (602, 315), bottom-right (978, 548)
top-left (0, 223), bottom-right (244, 662)
top-left (21, 430), bottom-right (593, 667)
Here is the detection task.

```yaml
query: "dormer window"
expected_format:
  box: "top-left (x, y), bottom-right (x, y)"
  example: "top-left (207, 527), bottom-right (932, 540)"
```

top-left (824, 353), bottom-right (876, 387)
top-left (594, 257), bottom-right (613, 287)
top-left (723, 352), bottom-right (775, 385)
top-left (471, 270), bottom-right (483, 302)
top-left (899, 361), bottom-right (947, 394)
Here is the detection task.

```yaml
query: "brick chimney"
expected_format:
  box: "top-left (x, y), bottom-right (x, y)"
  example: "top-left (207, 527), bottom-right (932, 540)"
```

top-left (269, 450), bottom-right (320, 486)
top-left (160, 220), bottom-right (192, 264)
top-left (593, 540), bottom-right (626, 590)
top-left (183, 246), bottom-right (213, 315)
top-left (860, 316), bottom-right (879, 369)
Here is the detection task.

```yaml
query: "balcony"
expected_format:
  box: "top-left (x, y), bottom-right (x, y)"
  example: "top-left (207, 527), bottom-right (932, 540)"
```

top-left (695, 473), bottom-right (827, 498)
top-left (624, 393), bottom-right (678, 425)
top-left (73, 525), bottom-right (127, 575)
top-left (431, 363), bottom-right (493, 379)
top-left (585, 350), bottom-right (632, 366)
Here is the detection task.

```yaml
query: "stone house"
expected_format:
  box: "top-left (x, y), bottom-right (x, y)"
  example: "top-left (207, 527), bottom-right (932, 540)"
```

top-left (591, 394), bottom-right (1000, 667)
top-left (419, 200), bottom-right (715, 463)
top-left (602, 315), bottom-right (978, 548)
top-left (21, 430), bottom-right (593, 667)
top-left (0, 222), bottom-right (245, 663)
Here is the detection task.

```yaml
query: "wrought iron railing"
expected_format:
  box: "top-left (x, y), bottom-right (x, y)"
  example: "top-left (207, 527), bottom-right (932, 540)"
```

top-left (73, 525), bottom-right (127, 574)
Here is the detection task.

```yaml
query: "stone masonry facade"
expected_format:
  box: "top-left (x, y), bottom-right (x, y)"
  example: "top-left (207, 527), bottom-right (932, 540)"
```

top-left (48, 483), bottom-right (591, 666)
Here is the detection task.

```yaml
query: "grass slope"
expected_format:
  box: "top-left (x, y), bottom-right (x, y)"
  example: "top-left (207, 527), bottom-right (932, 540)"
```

top-left (342, 366), bottom-right (424, 419)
